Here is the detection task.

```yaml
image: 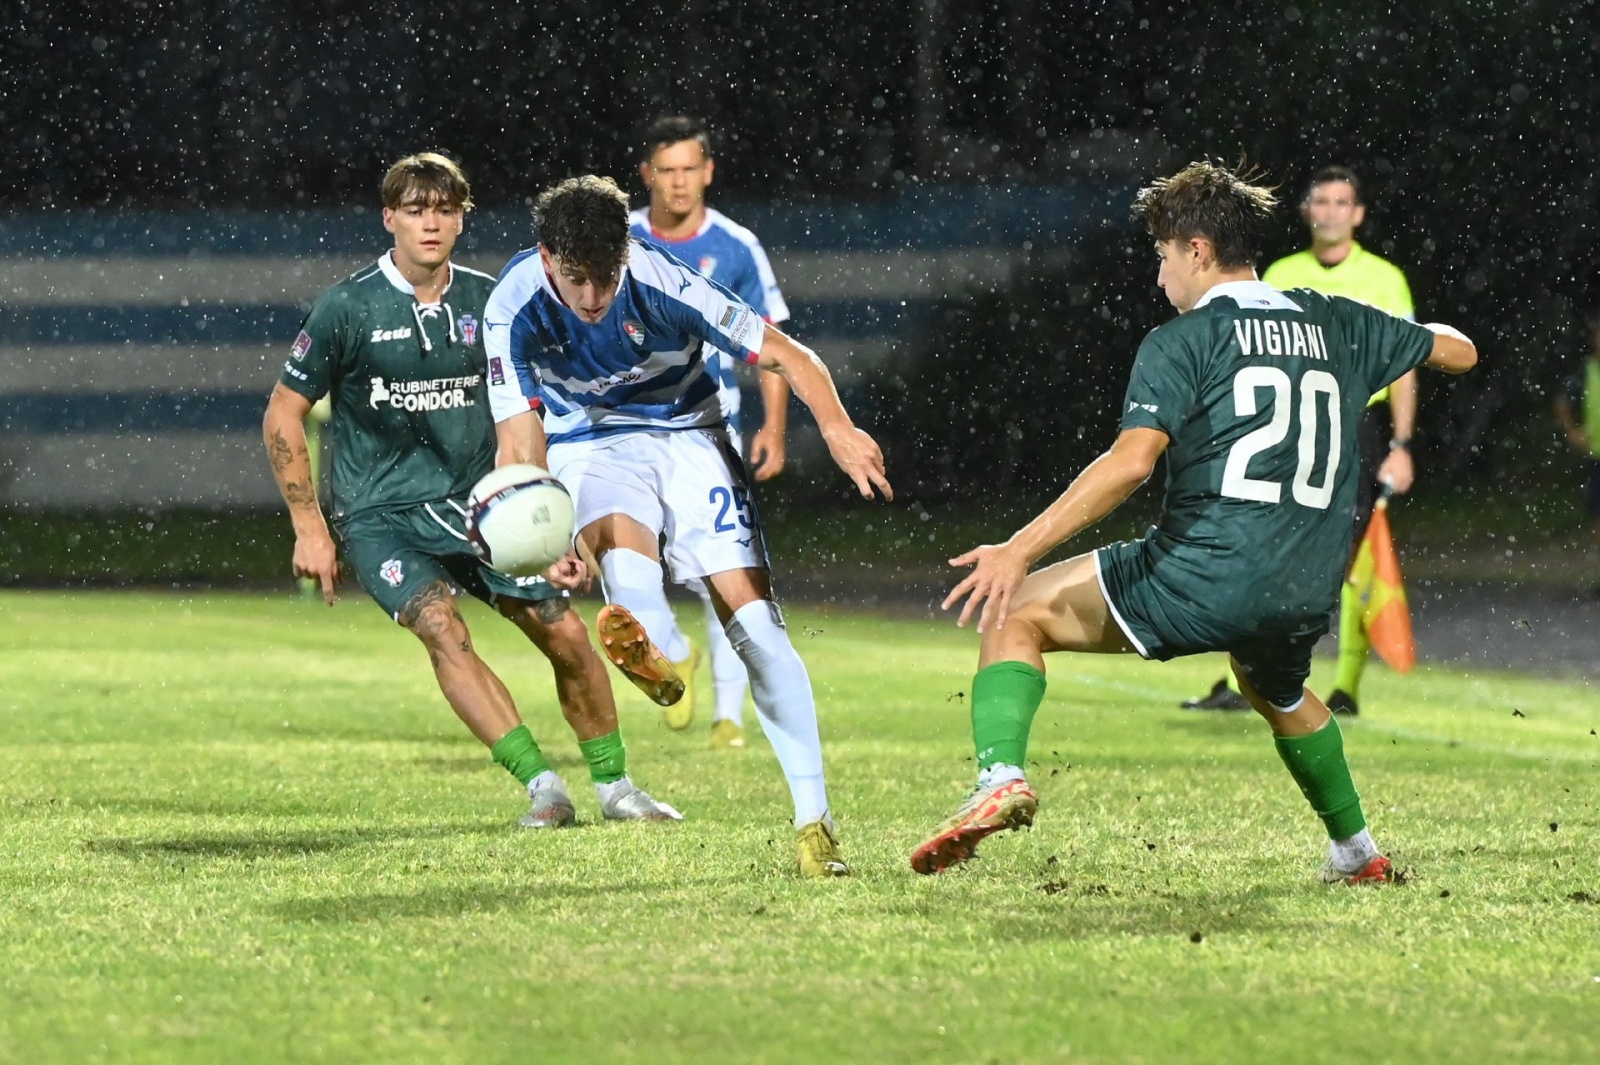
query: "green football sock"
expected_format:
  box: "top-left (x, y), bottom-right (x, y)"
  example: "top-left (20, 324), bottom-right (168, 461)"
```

top-left (491, 724), bottom-right (551, 787)
top-left (578, 730), bottom-right (627, 784)
top-left (1274, 717), bottom-right (1367, 841)
top-left (1333, 579), bottom-right (1369, 697)
top-left (971, 661), bottom-right (1048, 771)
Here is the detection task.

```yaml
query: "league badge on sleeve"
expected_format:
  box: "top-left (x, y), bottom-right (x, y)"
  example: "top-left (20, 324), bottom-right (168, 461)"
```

top-left (290, 330), bottom-right (313, 361)
top-left (459, 314), bottom-right (479, 347)
top-left (716, 304), bottom-right (759, 349)
top-left (489, 357), bottom-right (506, 385)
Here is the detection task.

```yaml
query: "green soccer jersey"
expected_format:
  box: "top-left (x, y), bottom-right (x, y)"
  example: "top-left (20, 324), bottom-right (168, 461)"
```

top-left (1117, 279), bottom-right (1434, 630)
top-left (279, 255), bottom-right (499, 522)
top-left (1262, 242), bottom-right (1414, 406)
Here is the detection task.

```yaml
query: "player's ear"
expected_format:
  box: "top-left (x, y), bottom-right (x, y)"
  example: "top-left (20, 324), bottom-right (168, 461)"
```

top-left (639, 159), bottom-right (652, 188)
top-left (382, 207), bottom-right (397, 235)
top-left (1351, 202), bottom-right (1366, 228)
top-left (704, 157), bottom-right (715, 187)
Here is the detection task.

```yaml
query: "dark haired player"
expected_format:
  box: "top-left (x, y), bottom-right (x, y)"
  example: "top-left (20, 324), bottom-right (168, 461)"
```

top-left (485, 175), bottom-right (892, 877)
top-left (910, 161), bottom-right (1476, 884)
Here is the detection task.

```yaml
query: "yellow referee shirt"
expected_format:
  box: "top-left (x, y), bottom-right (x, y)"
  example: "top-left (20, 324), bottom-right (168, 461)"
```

top-left (1262, 242), bottom-right (1415, 405)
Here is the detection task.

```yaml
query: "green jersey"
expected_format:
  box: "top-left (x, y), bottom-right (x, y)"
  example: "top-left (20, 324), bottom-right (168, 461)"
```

top-left (280, 255), bottom-right (499, 522)
top-left (1117, 280), bottom-right (1433, 630)
top-left (1262, 242), bottom-right (1414, 406)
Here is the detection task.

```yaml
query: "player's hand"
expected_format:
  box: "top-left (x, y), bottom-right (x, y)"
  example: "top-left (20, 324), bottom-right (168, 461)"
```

top-left (1567, 427), bottom-right (1592, 453)
top-left (543, 553), bottom-right (590, 593)
top-left (292, 527), bottom-right (339, 606)
top-left (821, 424), bottom-right (894, 500)
top-left (749, 423), bottom-right (787, 482)
top-left (1376, 447), bottom-right (1414, 495)
top-left (943, 542), bottom-right (1028, 633)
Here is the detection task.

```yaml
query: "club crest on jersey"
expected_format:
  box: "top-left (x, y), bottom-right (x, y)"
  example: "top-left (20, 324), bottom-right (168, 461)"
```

top-left (379, 559), bottom-right (404, 587)
top-left (459, 313), bottom-right (479, 347)
top-left (698, 256), bottom-right (717, 276)
top-left (623, 320), bottom-right (645, 346)
top-left (290, 330), bottom-right (313, 361)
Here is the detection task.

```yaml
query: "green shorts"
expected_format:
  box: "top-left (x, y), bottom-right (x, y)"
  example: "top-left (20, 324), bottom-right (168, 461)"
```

top-left (1095, 537), bottom-right (1327, 710)
top-left (337, 498), bottom-right (563, 622)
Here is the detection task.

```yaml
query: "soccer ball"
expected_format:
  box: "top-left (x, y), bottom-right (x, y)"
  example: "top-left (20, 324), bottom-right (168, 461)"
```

top-left (466, 465), bottom-right (576, 576)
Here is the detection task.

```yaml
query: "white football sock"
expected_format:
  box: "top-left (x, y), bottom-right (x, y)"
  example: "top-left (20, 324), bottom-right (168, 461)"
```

top-left (726, 599), bottom-right (829, 826)
top-left (699, 585), bottom-right (748, 724)
top-left (528, 769), bottom-right (566, 796)
top-left (1329, 827), bottom-right (1380, 873)
top-left (598, 549), bottom-right (690, 662)
top-left (977, 763), bottom-right (1025, 790)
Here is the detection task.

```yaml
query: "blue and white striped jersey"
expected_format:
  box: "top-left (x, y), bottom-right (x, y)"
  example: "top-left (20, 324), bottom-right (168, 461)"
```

top-left (628, 208), bottom-right (788, 433)
top-left (484, 239), bottom-right (767, 445)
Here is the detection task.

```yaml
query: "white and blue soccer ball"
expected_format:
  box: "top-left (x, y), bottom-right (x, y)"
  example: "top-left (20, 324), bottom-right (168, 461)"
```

top-left (466, 464), bottom-right (576, 577)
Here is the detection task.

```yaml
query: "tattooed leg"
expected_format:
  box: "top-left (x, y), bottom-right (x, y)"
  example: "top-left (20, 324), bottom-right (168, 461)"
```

top-left (499, 595), bottom-right (620, 742)
top-left (403, 580), bottom-right (521, 746)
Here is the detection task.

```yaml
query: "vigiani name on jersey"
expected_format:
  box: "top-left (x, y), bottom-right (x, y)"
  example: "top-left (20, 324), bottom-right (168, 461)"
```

top-left (368, 374), bottom-right (483, 411)
top-left (1232, 318), bottom-right (1330, 361)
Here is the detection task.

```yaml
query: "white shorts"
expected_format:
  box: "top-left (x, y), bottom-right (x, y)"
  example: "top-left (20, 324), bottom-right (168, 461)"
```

top-left (547, 428), bottom-right (768, 583)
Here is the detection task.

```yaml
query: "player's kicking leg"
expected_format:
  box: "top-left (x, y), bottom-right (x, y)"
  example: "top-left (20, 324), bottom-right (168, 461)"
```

top-left (1228, 652), bottom-right (1394, 885)
top-left (911, 551), bottom-right (1134, 875)
top-left (496, 592), bottom-right (681, 822)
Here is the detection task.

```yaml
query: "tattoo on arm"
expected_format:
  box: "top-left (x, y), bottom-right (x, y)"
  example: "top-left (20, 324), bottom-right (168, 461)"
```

top-left (268, 429), bottom-right (295, 473)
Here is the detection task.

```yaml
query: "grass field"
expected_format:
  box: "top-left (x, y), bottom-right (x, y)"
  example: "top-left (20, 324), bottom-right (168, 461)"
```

top-left (1, 590), bottom-right (1597, 1064)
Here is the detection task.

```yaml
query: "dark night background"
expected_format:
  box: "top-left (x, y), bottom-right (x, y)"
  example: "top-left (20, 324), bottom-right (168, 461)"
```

top-left (3, 0), bottom-right (1597, 504)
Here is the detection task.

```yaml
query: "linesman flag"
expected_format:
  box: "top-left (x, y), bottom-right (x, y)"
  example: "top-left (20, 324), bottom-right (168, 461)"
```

top-left (1348, 488), bottom-right (1416, 673)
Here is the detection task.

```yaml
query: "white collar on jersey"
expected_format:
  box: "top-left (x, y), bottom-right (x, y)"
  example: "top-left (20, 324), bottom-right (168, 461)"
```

top-left (378, 252), bottom-right (454, 301)
top-left (1193, 279), bottom-right (1303, 312)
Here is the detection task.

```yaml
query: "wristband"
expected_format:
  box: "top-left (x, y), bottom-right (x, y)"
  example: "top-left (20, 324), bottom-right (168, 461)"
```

top-left (1389, 438), bottom-right (1411, 451)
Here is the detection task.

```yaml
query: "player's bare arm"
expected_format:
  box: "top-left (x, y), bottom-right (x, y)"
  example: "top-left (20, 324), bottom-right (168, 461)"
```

top-left (262, 382), bottom-right (339, 605)
top-left (753, 325), bottom-right (892, 500)
top-left (495, 409), bottom-right (549, 468)
top-left (944, 427), bottom-right (1169, 633)
top-left (1377, 370), bottom-right (1418, 494)
top-left (491, 411), bottom-right (592, 589)
top-left (749, 369), bottom-right (791, 482)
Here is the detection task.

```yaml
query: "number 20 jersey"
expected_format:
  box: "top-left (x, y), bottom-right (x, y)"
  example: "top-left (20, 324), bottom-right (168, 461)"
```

top-left (1116, 280), bottom-right (1433, 627)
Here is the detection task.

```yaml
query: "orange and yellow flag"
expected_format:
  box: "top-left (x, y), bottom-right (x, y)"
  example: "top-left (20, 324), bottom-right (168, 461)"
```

top-left (1347, 497), bottom-right (1416, 673)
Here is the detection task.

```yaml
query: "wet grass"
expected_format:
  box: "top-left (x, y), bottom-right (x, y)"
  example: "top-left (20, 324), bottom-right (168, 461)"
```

top-left (1, 591), bottom-right (1597, 1063)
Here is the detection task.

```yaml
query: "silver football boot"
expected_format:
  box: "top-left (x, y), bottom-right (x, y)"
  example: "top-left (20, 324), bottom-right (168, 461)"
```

top-left (520, 773), bottom-right (577, 829)
top-left (598, 777), bottom-right (683, 822)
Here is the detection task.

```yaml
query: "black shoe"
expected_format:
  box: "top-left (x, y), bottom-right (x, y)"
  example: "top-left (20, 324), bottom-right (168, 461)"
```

top-left (1327, 689), bottom-right (1360, 717)
top-left (1181, 678), bottom-right (1250, 711)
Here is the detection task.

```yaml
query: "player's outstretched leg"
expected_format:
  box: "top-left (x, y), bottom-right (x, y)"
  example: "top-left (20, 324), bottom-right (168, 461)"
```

top-left (596, 549), bottom-right (693, 723)
top-left (911, 661), bottom-right (1043, 874)
top-left (700, 584), bottom-right (749, 749)
top-left (500, 594), bottom-right (681, 822)
top-left (913, 552), bottom-right (1133, 874)
top-left (1230, 656), bottom-right (1393, 885)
